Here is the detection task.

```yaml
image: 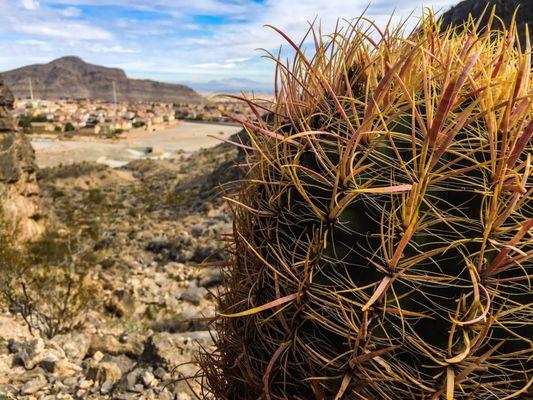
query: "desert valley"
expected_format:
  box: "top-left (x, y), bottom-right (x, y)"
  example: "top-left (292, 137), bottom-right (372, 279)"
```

top-left (0, 0), bottom-right (531, 399)
top-left (0, 67), bottom-right (245, 398)
top-left (0, 51), bottom-right (254, 400)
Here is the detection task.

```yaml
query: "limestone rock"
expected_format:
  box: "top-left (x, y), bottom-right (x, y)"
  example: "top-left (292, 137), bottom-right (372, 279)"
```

top-left (52, 332), bottom-right (90, 362)
top-left (77, 378), bottom-right (93, 389)
top-left (0, 355), bottom-right (13, 385)
top-left (38, 349), bottom-right (80, 377)
top-left (100, 354), bottom-right (135, 375)
top-left (20, 374), bottom-right (47, 395)
top-left (140, 370), bottom-right (155, 387)
top-left (180, 283), bottom-right (207, 305)
top-left (88, 334), bottom-right (135, 357)
top-left (8, 337), bottom-right (45, 370)
top-left (0, 76), bottom-right (45, 241)
top-left (141, 331), bottom-right (212, 370)
top-left (87, 361), bottom-right (123, 385)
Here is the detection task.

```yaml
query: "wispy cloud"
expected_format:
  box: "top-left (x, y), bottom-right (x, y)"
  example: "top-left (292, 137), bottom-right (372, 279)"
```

top-left (21, 0), bottom-right (40, 10)
top-left (60, 6), bottom-right (82, 17)
top-left (86, 43), bottom-right (139, 53)
top-left (14, 21), bottom-right (113, 40)
top-left (0, 0), bottom-right (458, 83)
top-left (192, 62), bottom-right (238, 70)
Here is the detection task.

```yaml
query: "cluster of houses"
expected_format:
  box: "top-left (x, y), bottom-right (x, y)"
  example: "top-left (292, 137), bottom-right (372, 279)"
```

top-left (174, 100), bottom-right (270, 123)
top-left (12, 97), bottom-right (271, 136)
top-left (12, 99), bottom-right (179, 135)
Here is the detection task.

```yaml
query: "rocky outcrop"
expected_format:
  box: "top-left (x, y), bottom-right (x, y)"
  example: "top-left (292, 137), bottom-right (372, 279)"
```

top-left (0, 76), bottom-right (45, 241)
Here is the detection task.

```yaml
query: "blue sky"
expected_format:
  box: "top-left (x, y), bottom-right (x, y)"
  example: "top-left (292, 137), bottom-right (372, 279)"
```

top-left (0, 0), bottom-right (458, 85)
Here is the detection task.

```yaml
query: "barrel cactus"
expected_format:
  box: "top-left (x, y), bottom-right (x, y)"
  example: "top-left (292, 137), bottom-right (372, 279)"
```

top-left (200, 11), bottom-right (532, 400)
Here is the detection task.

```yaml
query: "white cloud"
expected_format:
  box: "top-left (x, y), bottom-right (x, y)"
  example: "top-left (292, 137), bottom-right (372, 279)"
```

top-left (0, 0), bottom-right (460, 82)
top-left (15, 21), bottom-right (113, 40)
top-left (87, 44), bottom-right (138, 53)
top-left (192, 62), bottom-right (238, 70)
top-left (207, 0), bottom-right (453, 56)
top-left (159, 0), bottom-right (459, 79)
top-left (21, 0), bottom-right (40, 10)
top-left (226, 57), bottom-right (251, 63)
top-left (61, 6), bottom-right (82, 17)
top-left (16, 39), bottom-right (51, 49)
top-left (0, 1), bottom-right (113, 41)
top-left (34, 0), bottom-right (248, 17)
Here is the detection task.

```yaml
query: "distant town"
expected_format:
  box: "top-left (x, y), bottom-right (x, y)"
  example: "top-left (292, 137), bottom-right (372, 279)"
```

top-left (13, 97), bottom-right (269, 136)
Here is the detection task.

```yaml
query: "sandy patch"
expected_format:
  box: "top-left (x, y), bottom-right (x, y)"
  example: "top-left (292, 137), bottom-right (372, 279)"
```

top-left (32, 122), bottom-right (241, 168)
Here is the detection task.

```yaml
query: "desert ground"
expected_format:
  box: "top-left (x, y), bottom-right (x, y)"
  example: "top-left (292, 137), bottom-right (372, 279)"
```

top-left (0, 127), bottom-right (242, 399)
top-left (31, 122), bottom-right (241, 168)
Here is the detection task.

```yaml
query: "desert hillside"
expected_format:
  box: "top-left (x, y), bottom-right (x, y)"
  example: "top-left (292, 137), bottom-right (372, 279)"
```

top-left (1, 57), bottom-right (203, 103)
top-left (441, 0), bottom-right (532, 46)
top-left (0, 139), bottom-right (241, 399)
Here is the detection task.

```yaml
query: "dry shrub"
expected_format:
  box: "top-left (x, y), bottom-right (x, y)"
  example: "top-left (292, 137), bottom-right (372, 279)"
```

top-left (0, 222), bottom-right (99, 339)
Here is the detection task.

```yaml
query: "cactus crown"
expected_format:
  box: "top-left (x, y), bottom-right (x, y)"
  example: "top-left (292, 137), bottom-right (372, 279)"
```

top-left (200, 9), bottom-right (532, 400)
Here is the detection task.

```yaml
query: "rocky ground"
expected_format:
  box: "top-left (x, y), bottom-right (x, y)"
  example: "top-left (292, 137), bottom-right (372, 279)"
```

top-left (0, 141), bottom-right (241, 399)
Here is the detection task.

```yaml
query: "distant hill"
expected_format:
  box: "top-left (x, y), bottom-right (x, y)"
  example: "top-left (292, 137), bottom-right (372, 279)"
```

top-left (1, 56), bottom-right (203, 103)
top-left (441, 0), bottom-right (532, 47)
top-left (184, 78), bottom-right (273, 95)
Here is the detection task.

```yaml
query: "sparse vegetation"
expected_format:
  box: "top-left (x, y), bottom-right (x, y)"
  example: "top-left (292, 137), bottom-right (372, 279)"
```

top-left (17, 114), bottom-right (48, 133)
top-left (0, 219), bottom-right (99, 339)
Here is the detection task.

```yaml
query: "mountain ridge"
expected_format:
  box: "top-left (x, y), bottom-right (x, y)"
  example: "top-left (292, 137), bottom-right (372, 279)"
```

top-left (1, 56), bottom-right (202, 103)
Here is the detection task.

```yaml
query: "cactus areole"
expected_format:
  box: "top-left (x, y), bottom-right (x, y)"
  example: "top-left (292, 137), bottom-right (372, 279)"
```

top-left (200, 11), bottom-right (532, 400)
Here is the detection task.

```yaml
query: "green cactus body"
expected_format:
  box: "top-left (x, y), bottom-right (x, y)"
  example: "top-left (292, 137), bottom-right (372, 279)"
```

top-left (200, 11), bottom-right (532, 400)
